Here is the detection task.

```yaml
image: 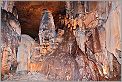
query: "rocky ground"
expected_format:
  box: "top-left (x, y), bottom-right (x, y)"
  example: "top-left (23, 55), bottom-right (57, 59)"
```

top-left (7, 72), bottom-right (48, 81)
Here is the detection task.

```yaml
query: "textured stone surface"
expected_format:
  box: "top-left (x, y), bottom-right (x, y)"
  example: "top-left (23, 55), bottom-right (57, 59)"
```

top-left (16, 34), bottom-right (36, 72)
top-left (1, 1), bottom-right (121, 81)
top-left (1, 9), bottom-right (21, 80)
top-left (14, 1), bottom-right (66, 38)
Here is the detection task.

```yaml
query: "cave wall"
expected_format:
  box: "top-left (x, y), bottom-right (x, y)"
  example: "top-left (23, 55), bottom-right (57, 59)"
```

top-left (1, 1), bottom-right (121, 81)
top-left (65, 1), bottom-right (121, 79)
top-left (1, 9), bottom-right (21, 79)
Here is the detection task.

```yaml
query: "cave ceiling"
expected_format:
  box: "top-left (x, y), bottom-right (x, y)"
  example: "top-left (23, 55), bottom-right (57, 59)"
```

top-left (15, 1), bottom-right (66, 39)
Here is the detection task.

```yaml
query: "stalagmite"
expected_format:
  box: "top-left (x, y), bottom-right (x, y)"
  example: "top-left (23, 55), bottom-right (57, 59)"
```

top-left (16, 34), bottom-right (36, 73)
top-left (38, 9), bottom-right (56, 55)
top-left (1, 1), bottom-right (121, 81)
top-left (39, 9), bottom-right (56, 45)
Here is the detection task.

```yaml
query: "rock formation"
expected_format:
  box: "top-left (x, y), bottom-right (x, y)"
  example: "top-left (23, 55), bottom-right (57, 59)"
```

top-left (39, 9), bottom-right (56, 55)
top-left (1, 9), bottom-right (21, 80)
top-left (16, 34), bottom-right (36, 73)
top-left (1, 1), bottom-right (121, 81)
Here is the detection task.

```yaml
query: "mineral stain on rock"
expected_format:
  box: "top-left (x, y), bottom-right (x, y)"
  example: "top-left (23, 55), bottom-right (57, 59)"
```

top-left (1, 1), bottom-right (121, 81)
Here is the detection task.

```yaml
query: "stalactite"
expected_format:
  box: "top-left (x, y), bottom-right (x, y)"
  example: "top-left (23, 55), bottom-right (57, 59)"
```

top-left (92, 27), bottom-right (101, 53)
top-left (1, 1), bottom-right (121, 81)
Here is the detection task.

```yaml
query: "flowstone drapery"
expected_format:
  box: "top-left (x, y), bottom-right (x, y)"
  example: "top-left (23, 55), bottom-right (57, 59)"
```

top-left (1, 1), bottom-right (121, 81)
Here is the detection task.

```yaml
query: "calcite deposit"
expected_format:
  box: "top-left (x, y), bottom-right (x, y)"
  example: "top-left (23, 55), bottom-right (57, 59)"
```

top-left (1, 1), bottom-right (121, 81)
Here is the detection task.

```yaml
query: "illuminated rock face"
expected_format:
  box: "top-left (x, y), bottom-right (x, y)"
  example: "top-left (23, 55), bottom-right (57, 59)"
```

top-left (105, 1), bottom-right (121, 58)
top-left (65, 1), bottom-right (121, 80)
top-left (39, 10), bottom-right (56, 45)
top-left (16, 34), bottom-right (36, 72)
top-left (39, 10), bottom-right (56, 55)
top-left (1, 1), bottom-right (121, 81)
top-left (1, 9), bottom-right (21, 80)
top-left (103, 2), bottom-right (121, 78)
top-left (40, 29), bottom-right (80, 81)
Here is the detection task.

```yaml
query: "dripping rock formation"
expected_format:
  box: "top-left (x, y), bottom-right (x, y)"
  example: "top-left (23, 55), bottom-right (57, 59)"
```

top-left (1, 1), bottom-right (121, 81)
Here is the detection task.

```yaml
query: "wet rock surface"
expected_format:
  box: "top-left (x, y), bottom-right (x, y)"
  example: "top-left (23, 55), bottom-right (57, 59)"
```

top-left (1, 1), bottom-right (121, 81)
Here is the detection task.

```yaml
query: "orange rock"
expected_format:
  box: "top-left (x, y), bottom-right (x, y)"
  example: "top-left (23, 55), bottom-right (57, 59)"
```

top-left (83, 11), bottom-right (97, 28)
